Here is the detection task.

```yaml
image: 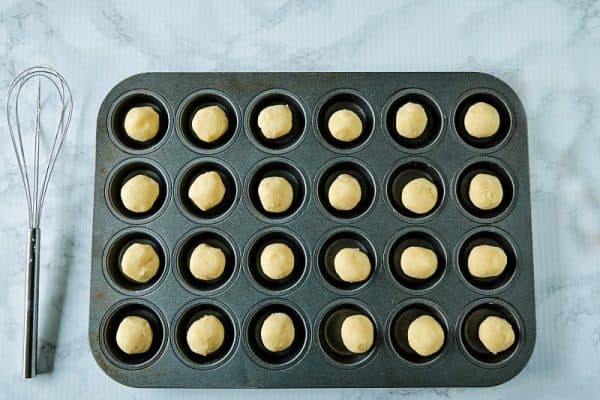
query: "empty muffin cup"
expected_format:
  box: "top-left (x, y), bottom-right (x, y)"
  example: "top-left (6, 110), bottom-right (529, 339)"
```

top-left (460, 301), bottom-right (521, 365)
top-left (246, 228), bottom-right (307, 293)
top-left (317, 301), bottom-right (377, 366)
top-left (383, 90), bottom-right (443, 150)
top-left (176, 159), bottom-right (237, 222)
top-left (387, 229), bottom-right (446, 291)
top-left (245, 301), bottom-right (308, 368)
top-left (175, 228), bottom-right (237, 293)
top-left (178, 90), bottom-right (238, 152)
top-left (389, 302), bottom-right (447, 364)
top-left (315, 90), bottom-right (374, 151)
top-left (104, 228), bottom-right (167, 294)
top-left (106, 159), bottom-right (169, 222)
top-left (456, 159), bottom-right (514, 220)
top-left (386, 160), bottom-right (445, 219)
top-left (247, 89), bottom-right (306, 152)
top-left (455, 91), bottom-right (511, 149)
top-left (101, 300), bottom-right (166, 368)
top-left (173, 301), bottom-right (236, 368)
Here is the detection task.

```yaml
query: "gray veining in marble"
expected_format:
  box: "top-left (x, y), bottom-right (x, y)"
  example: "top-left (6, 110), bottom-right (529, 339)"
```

top-left (0, 0), bottom-right (599, 399)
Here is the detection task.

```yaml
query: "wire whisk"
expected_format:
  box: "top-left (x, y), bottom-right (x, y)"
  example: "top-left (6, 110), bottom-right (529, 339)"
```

top-left (6, 65), bottom-right (73, 379)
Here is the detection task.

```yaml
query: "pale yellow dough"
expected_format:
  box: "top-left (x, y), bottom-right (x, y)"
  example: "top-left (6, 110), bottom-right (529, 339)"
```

top-left (258, 104), bottom-right (293, 139)
top-left (260, 312), bottom-right (295, 352)
top-left (328, 173), bottom-right (362, 211)
top-left (188, 171), bottom-right (226, 211)
top-left (260, 243), bottom-right (295, 280)
top-left (120, 174), bottom-right (160, 213)
top-left (395, 102), bottom-right (428, 139)
top-left (400, 246), bottom-right (438, 279)
top-left (464, 102), bottom-right (500, 138)
top-left (328, 109), bottom-right (363, 142)
top-left (468, 173), bottom-right (503, 211)
top-left (478, 316), bottom-right (515, 354)
top-left (401, 177), bottom-right (438, 215)
top-left (407, 315), bottom-right (445, 357)
top-left (191, 105), bottom-right (229, 143)
top-left (189, 243), bottom-right (226, 281)
top-left (468, 244), bottom-right (507, 278)
top-left (123, 106), bottom-right (160, 142)
top-left (341, 314), bottom-right (374, 354)
top-left (186, 315), bottom-right (225, 356)
top-left (115, 315), bottom-right (153, 355)
top-left (334, 248), bottom-right (371, 283)
top-left (120, 242), bottom-right (160, 283)
top-left (258, 176), bottom-right (294, 213)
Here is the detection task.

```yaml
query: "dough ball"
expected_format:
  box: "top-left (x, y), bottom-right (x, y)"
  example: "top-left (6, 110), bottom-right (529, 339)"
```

top-left (478, 316), bottom-right (515, 354)
top-left (186, 315), bottom-right (225, 356)
top-left (464, 102), bottom-right (500, 138)
top-left (120, 242), bottom-right (160, 283)
top-left (400, 246), bottom-right (438, 280)
top-left (327, 173), bottom-right (362, 211)
top-left (468, 173), bottom-right (503, 211)
top-left (334, 248), bottom-right (371, 283)
top-left (260, 312), bottom-right (295, 352)
top-left (327, 109), bottom-right (363, 142)
top-left (341, 314), bottom-right (374, 354)
top-left (191, 105), bottom-right (229, 143)
top-left (257, 104), bottom-right (293, 139)
top-left (407, 315), bottom-right (445, 357)
top-left (468, 244), bottom-right (508, 278)
top-left (189, 243), bottom-right (226, 281)
top-left (115, 315), bottom-right (153, 355)
top-left (120, 174), bottom-right (160, 213)
top-left (401, 177), bottom-right (438, 215)
top-left (395, 102), bottom-right (428, 139)
top-left (260, 243), bottom-right (295, 280)
top-left (258, 176), bottom-right (294, 213)
top-left (123, 106), bottom-right (160, 142)
top-left (188, 171), bottom-right (226, 211)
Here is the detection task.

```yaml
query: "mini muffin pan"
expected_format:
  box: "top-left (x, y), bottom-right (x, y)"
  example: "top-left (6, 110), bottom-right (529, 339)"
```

top-left (90, 72), bottom-right (535, 388)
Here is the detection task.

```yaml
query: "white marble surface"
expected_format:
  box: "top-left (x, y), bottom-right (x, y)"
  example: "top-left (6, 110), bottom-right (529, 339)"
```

top-left (0, 0), bottom-right (599, 398)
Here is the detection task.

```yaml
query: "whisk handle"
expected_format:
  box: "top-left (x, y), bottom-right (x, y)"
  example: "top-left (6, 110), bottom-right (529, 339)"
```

top-left (23, 228), bottom-right (40, 379)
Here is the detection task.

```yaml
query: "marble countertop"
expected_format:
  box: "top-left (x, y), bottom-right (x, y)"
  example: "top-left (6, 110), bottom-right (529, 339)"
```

top-left (1, 0), bottom-right (599, 399)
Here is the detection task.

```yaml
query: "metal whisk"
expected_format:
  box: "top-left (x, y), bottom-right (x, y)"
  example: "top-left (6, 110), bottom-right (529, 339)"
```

top-left (6, 65), bottom-right (73, 379)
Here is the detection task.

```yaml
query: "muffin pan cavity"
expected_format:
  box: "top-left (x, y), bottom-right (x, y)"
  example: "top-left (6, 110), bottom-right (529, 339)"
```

top-left (91, 72), bottom-right (535, 388)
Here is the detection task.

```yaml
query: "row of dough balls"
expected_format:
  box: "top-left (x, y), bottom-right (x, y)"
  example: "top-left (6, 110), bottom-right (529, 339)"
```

top-left (115, 311), bottom-right (515, 358)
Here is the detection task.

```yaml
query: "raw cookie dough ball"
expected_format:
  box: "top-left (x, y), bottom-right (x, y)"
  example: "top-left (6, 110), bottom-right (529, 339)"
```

top-left (123, 106), bottom-right (160, 142)
top-left (186, 315), bottom-right (225, 356)
top-left (407, 315), bottom-right (445, 357)
top-left (191, 105), bottom-right (229, 143)
top-left (468, 173), bottom-right (503, 210)
top-left (258, 176), bottom-right (294, 213)
top-left (257, 104), bottom-right (293, 139)
top-left (260, 243), bottom-right (295, 280)
top-left (120, 174), bottom-right (160, 213)
top-left (341, 314), bottom-right (374, 354)
top-left (468, 244), bottom-right (508, 278)
top-left (328, 174), bottom-right (362, 211)
top-left (395, 102), bottom-right (428, 139)
top-left (401, 177), bottom-right (438, 215)
top-left (260, 312), bottom-right (295, 352)
top-left (328, 109), bottom-right (363, 142)
top-left (478, 316), bottom-right (515, 354)
top-left (400, 246), bottom-right (438, 279)
top-left (334, 248), bottom-right (371, 283)
top-left (188, 171), bottom-right (226, 211)
top-left (464, 102), bottom-right (500, 138)
top-left (116, 315), bottom-right (153, 355)
top-left (120, 242), bottom-right (160, 283)
top-left (189, 243), bottom-right (226, 281)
